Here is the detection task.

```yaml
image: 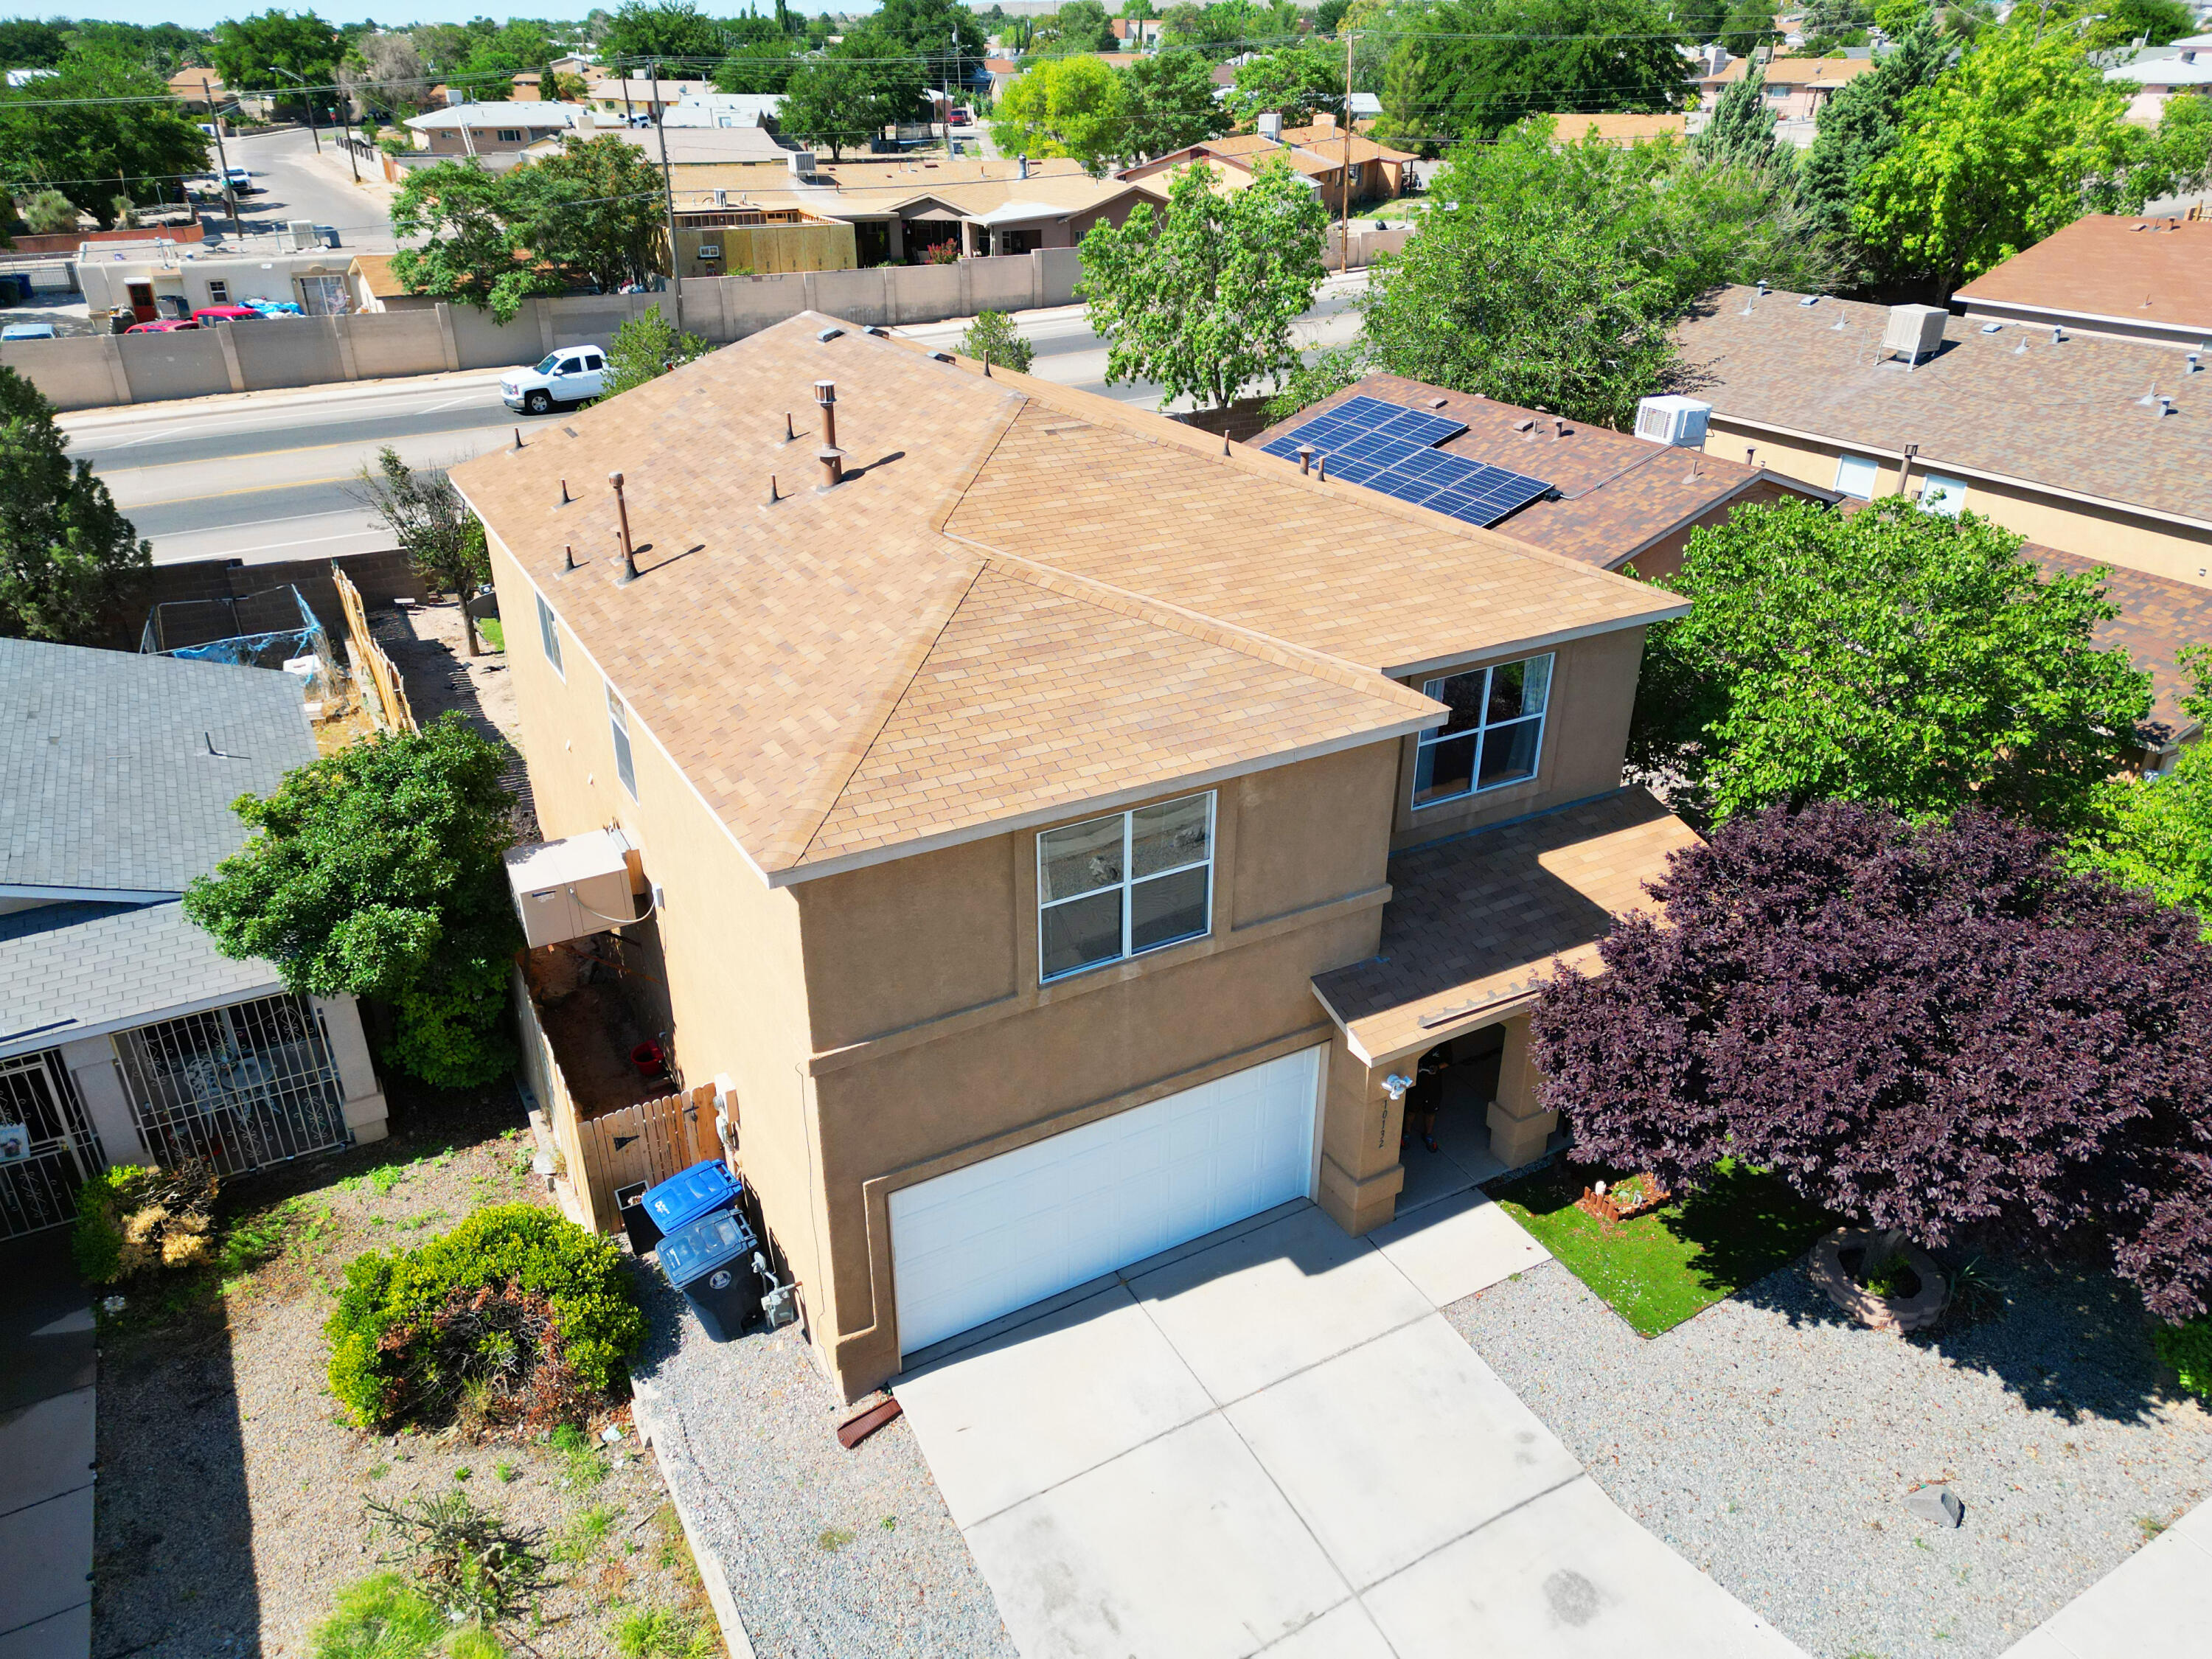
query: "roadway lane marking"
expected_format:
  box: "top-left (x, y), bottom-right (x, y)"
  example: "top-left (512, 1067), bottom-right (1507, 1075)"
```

top-left (96, 428), bottom-right (512, 493)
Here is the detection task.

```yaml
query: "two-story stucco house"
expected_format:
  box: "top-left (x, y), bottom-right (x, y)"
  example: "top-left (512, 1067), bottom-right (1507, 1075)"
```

top-left (453, 314), bottom-right (1695, 1401)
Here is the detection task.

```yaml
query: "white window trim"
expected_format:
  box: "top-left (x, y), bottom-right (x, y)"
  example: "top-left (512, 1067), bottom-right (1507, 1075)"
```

top-left (1917, 473), bottom-right (1967, 517)
top-left (1834, 452), bottom-right (1879, 500)
top-left (606, 681), bottom-right (636, 799)
top-left (536, 594), bottom-right (564, 679)
top-left (1411, 653), bottom-right (1554, 811)
top-left (1036, 792), bottom-right (1215, 985)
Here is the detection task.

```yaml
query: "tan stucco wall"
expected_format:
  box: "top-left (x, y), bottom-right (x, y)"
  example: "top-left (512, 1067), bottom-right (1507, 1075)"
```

top-left (1615, 477), bottom-right (1812, 585)
top-left (1705, 417), bottom-right (2212, 588)
top-left (1388, 625), bottom-right (1648, 851)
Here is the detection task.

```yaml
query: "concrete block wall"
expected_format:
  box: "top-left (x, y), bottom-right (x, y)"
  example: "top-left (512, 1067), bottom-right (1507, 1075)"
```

top-left (1, 248), bottom-right (1093, 412)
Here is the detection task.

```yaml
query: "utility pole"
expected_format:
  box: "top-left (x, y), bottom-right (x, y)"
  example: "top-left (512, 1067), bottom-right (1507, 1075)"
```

top-left (652, 59), bottom-right (683, 335)
top-left (201, 77), bottom-right (239, 233)
top-left (1340, 30), bottom-right (1354, 274)
top-left (268, 64), bottom-right (321, 153)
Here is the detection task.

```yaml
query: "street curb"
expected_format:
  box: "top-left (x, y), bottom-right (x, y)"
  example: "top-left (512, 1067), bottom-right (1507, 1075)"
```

top-left (630, 1373), bottom-right (759, 1659)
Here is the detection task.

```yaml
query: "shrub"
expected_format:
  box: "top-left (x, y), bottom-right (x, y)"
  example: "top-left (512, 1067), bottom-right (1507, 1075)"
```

top-left (72, 1161), bottom-right (219, 1285)
top-left (310, 1573), bottom-right (445, 1659)
top-left (957, 309), bottom-right (1034, 374)
top-left (366, 1489), bottom-right (549, 1625)
top-left (2156, 1318), bottom-right (2212, 1401)
top-left (327, 1204), bottom-right (643, 1430)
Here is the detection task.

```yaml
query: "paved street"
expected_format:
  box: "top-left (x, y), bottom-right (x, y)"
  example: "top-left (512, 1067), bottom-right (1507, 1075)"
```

top-left (69, 273), bottom-right (1370, 566)
top-left (204, 122), bottom-right (400, 254)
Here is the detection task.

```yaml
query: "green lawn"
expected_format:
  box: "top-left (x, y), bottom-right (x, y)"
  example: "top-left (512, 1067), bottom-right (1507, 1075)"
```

top-left (477, 616), bottom-right (505, 652)
top-left (1487, 1158), bottom-right (1835, 1336)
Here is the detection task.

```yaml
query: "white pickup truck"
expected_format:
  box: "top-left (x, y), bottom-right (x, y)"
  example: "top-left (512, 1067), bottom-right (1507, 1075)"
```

top-left (502, 345), bottom-right (609, 414)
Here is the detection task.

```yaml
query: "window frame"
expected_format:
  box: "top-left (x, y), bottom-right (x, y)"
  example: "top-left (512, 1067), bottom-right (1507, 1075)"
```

top-left (1916, 472), bottom-right (1967, 518)
top-left (536, 592), bottom-right (564, 679)
top-left (605, 680), bottom-right (636, 798)
top-left (1410, 652), bottom-right (1555, 812)
top-left (1035, 791), bottom-right (1216, 985)
top-left (1834, 452), bottom-right (1880, 500)
top-left (206, 279), bottom-right (229, 304)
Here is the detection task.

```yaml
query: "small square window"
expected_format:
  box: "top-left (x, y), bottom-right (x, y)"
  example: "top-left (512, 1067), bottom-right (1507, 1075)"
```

top-left (1036, 793), bottom-right (1214, 983)
top-left (536, 594), bottom-right (563, 678)
top-left (1917, 473), bottom-right (1966, 518)
top-left (206, 279), bottom-right (229, 304)
top-left (1834, 453), bottom-right (1880, 499)
top-left (606, 681), bottom-right (636, 798)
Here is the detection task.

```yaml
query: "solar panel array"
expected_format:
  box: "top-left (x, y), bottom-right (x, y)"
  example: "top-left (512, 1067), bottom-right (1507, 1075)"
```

top-left (1259, 394), bottom-right (1554, 529)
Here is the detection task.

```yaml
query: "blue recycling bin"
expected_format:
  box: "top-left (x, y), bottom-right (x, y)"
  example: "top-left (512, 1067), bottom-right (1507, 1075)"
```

top-left (658, 1208), bottom-right (762, 1341)
top-left (639, 1158), bottom-right (741, 1237)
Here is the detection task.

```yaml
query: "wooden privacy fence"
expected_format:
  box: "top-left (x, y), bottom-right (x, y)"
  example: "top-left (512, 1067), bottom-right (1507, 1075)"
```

top-left (333, 563), bottom-right (417, 733)
top-left (513, 964), bottom-right (722, 1234)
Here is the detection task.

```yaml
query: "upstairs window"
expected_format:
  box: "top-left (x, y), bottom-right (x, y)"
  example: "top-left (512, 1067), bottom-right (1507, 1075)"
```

top-left (536, 593), bottom-right (563, 678)
top-left (1412, 654), bottom-right (1553, 809)
top-left (1917, 473), bottom-right (1967, 518)
top-left (1037, 793), bottom-right (1214, 982)
top-left (1834, 453), bottom-right (1880, 499)
top-left (606, 681), bottom-right (636, 798)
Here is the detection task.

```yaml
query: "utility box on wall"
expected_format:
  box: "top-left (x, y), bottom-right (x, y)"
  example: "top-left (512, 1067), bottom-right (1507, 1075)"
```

top-left (504, 828), bottom-right (639, 949)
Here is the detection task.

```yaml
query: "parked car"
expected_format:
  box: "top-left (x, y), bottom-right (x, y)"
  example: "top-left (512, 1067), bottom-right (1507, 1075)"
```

top-left (189, 305), bottom-right (262, 326)
top-left (223, 166), bottom-right (260, 195)
top-left (1, 321), bottom-right (57, 341)
top-left (125, 319), bottom-right (201, 333)
top-left (502, 346), bottom-right (609, 414)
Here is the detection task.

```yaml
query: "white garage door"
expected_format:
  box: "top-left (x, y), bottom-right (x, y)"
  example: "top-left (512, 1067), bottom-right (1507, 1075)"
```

top-left (889, 1046), bottom-right (1325, 1355)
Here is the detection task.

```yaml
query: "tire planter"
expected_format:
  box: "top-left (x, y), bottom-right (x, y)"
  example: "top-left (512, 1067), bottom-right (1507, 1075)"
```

top-left (1810, 1228), bottom-right (1947, 1334)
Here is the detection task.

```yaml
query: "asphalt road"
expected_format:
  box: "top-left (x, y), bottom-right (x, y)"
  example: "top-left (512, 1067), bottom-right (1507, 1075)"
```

top-left (203, 122), bottom-right (402, 255)
top-left (69, 272), bottom-right (1371, 567)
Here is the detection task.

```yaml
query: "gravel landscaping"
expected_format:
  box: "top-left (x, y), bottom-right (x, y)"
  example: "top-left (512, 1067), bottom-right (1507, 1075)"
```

top-left (1447, 1250), bottom-right (2212, 1659)
top-left (91, 1098), bottom-right (716, 1659)
top-left (631, 1273), bottom-right (1018, 1659)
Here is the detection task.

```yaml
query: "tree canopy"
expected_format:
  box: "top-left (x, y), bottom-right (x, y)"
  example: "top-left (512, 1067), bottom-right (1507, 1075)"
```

top-left (1078, 156), bottom-right (1327, 410)
top-left (0, 46), bottom-right (209, 223)
top-left (209, 8), bottom-right (344, 93)
top-left (347, 446), bottom-right (490, 655)
top-left (1632, 497), bottom-right (2151, 833)
top-left (991, 54), bottom-right (1125, 172)
top-left (1529, 801), bottom-right (2212, 1326)
top-left (2074, 647), bottom-right (2212, 934)
top-left (779, 36), bottom-right (926, 160)
top-left (1119, 47), bottom-right (1229, 159)
top-left (185, 716), bottom-right (523, 1091)
top-left (0, 365), bottom-right (148, 644)
top-left (1223, 41), bottom-right (1344, 128)
top-left (1697, 69), bottom-right (1778, 168)
top-left (1795, 14), bottom-right (1948, 275)
top-left (1376, 0), bottom-right (1690, 141)
top-left (599, 0), bottom-right (728, 64)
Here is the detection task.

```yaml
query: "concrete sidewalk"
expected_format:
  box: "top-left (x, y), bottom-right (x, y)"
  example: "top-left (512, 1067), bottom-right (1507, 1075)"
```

top-left (0, 1238), bottom-right (96, 1659)
top-left (2003, 1497), bottom-right (2212, 1659)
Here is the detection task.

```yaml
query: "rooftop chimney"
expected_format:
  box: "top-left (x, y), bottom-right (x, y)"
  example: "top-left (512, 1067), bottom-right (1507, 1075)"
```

top-left (813, 379), bottom-right (837, 449)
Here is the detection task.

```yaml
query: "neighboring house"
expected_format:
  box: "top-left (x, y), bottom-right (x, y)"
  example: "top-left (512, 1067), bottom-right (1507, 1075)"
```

top-left (669, 200), bottom-right (855, 276)
top-left (2037, 546), bottom-right (2212, 770)
top-left (1697, 53), bottom-right (1875, 145)
top-left (0, 641), bottom-right (388, 1243)
top-left (983, 56), bottom-right (1021, 100)
top-left (453, 312), bottom-right (1691, 1399)
top-left (1111, 16), bottom-right (1163, 44)
top-left (404, 101), bottom-right (577, 155)
top-left (1121, 117), bottom-right (1416, 211)
top-left (1952, 215), bottom-right (2212, 349)
top-left (523, 114), bottom-right (790, 168)
top-left (1679, 284), bottom-right (2212, 589)
top-left (587, 77), bottom-right (712, 122)
top-left (1544, 111), bottom-right (1694, 145)
top-left (2107, 41), bottom-right (2212, 123)
top-left (661, 91), bottom-right (785, 130)
top-left (345, 251), bottom-right (437, 313)
top-left (75, 245), bottom-right (355, 321)
top-left (1251, 373), bottom-right (1836, 582)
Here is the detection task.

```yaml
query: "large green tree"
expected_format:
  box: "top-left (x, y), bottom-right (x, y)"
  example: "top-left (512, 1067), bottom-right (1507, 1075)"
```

top-left (0, 366), bottom-right (148, 644)
top-left (1079, 156), bottom-right (1328, 410)
top-left (0, 47), bottom-right (209, 223)
top-left (1119, 46), bottom-right (1228, 159)
top-left (599, 0), bottom-right (728, 64)
top-left (1795, 13), bottom-right (1948, 268)
top-left (1856, 18), bottom-right (2135, 299)
top-left (990, 54), bottom-right (1126, 172)
top-left (714, 35), bottom-right (801, 94)
top-left (1697, 69), bottom-right (1777, 167)
top-left (1632, 497), bottom-right (2152, 833)
top-left (506, 134), bottom-right (669, 296)
top-left (779, 35), bottom-right (926, 160)
top-left (209, 9), bottom-right (344, 94)
top-left (866, 0), bottom-right (988, 91)
top-left (1042, 0), bottom-right (1118, 54)
top-left (184, 716), bottom-right (523, 1091)
top-left (389, 162), bottom-right (560, 321)
top-left (1223, 41), bottom-right (1345, 128)
top-left (1379, 0), bottom-right (1688, 140)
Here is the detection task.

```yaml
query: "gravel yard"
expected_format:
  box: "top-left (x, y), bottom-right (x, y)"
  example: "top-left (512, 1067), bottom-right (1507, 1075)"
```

top-left (1448, 1252), bottom-right (2212, 1659)
top-left (92, 1099), bottom-right (717, 1659)
top-left (633, 1274), bottom-right (1017, 1659)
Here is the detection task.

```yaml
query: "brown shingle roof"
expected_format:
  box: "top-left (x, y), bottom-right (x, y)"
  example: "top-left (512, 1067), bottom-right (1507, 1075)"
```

top-left (1312, 787), bottom-right (1701, 1062)
top-left (1545, 111), bottom-right (1693, 145)
top-left (2037, 546), bottom-right (2212, 748)
top-left (1250, 373), bottom-right (1832, 570)
top-left (451, 316), bottom-right (1674, 881)
top-left (1953, 215), bottom-right (2212, 336)
top-left (1677, 285), bottom-right (2212, 529)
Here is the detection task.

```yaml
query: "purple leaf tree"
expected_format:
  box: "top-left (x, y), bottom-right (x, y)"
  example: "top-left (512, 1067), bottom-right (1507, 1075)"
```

top-left (1529, 801), bottom-right (2212, 1324)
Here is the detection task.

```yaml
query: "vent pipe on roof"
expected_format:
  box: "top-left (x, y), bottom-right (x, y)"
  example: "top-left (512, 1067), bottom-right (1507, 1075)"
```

top-left (563, 543), bottom-right (577, 572)
top-left (1298, 442), bottom-right (1315, 476)
top-left (560, 478), bottom-right (571, 504)
top-left (814, 380), bottom-right (837, 450)
top-left (816, 446), bottom-right (845, 488)
top-left (611, 471), bottom-right (638, 583)
top-left (1018, 153), bottom-right (1029, 180)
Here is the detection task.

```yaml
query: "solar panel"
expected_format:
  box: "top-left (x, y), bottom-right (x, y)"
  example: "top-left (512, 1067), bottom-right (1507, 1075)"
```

top-left (1261, 395), bottom-right (1550, 528)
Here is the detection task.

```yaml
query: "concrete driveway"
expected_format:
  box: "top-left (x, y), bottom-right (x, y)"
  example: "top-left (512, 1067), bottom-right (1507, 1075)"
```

top-left (894, 1197), bottom-right (1804, 1659)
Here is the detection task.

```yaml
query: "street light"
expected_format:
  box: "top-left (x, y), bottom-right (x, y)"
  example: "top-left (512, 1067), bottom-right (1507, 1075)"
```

top-left (265, 64), bottom-right (321, 154)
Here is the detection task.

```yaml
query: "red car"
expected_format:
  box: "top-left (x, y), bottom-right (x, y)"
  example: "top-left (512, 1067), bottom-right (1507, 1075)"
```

top-left (125, 319), bottom-right (201, 333)
top-left (189, 305), bottom-right (261, 326)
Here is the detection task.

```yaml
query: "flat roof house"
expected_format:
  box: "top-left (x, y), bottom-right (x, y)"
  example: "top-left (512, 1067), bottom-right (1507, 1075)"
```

top-left (1952, 215), bottom-right (2212, 351)
top-left (1678, 284), bottom-right (2212, 589)
top-left (453, 316), bottom-right (1691, 1400)
top-left (0, 641), bottom-right (389, 1242)
top-left (404, 101), bottom-right (577, 156)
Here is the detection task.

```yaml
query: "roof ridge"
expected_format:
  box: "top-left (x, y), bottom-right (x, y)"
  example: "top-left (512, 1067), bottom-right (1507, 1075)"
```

top-left (939, 529), bottom-right (1438, 717)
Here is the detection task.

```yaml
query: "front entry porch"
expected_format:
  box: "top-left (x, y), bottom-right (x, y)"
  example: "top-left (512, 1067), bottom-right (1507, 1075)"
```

top-left (1307, 787), bottom-right (1701, 1237)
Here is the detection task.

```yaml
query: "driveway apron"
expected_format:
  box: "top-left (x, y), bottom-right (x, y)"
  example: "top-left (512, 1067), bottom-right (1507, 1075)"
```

top-left (894, 1198), bottom-right (1807, 1659)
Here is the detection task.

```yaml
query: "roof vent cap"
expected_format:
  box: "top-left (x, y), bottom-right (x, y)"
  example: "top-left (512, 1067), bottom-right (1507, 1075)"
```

top-left (815, 326), bottom-right (842, 343)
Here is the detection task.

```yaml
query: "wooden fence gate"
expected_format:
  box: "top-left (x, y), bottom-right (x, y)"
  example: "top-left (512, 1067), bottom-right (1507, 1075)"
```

top-left (569, 1086), bottom-right (720, 1234)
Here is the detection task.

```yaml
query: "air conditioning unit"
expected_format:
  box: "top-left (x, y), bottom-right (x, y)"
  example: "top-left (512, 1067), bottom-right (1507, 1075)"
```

top-left (787, 149), bottom-right (816, 178)
top-left (1880, 303), bottom-right (1947, 366)
top-left (1633, 395), bottom-right (1712, 448)
top-left (504, 827), bottom-right (639, 950)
